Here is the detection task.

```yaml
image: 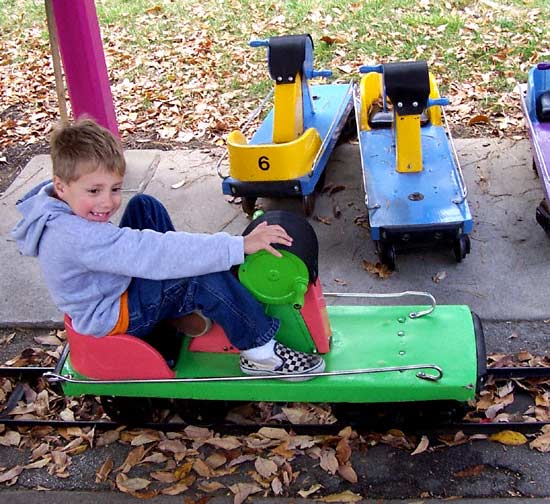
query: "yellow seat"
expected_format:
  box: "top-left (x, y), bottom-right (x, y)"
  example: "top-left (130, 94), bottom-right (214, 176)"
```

top-left (227, 127), bottom-right (322, 182)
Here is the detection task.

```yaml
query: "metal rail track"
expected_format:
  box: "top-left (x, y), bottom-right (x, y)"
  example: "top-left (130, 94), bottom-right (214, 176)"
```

top-left (0, 365), bottom-right (549, 434)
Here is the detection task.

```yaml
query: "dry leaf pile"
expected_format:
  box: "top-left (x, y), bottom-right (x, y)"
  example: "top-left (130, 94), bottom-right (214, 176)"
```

top-left (2, 0), bottom-right (548, 177)
top-left (462, 352), bottom-right (550, 438)
top-left (2, 335), bottom-right (550, 498)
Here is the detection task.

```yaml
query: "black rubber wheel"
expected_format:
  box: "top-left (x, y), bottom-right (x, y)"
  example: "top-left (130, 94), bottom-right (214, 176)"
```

top-left (337, 112), bottom-right (358, 144)
top-left (241, 197), bottom-right (257, 216)
top-left (302, 193), bottom-right (316, 217)
top-left (315, 168), bottom-right (327, 192)
top-left (380, 243), bottom-right (396, 271)
top-left (102, 396), bottom-right (154, 424)
top-left (453, 235), bottom-right (470, 262)
top-left (536, 199), bottom-right (550, 236)
top-left (176, 399), bottom-right (236, 425)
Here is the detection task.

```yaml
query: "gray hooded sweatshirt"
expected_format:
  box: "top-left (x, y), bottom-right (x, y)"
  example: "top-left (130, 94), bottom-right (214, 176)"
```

top-left (11, 182), bottom-right (244, 336)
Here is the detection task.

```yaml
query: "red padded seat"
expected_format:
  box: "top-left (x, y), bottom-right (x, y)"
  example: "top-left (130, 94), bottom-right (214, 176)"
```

top-left (64, 315), bottom-right (175, 380)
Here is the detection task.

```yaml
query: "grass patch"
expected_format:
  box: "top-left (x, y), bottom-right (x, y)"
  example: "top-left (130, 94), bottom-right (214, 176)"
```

top-left (2, 0), bottom-right (550, 141)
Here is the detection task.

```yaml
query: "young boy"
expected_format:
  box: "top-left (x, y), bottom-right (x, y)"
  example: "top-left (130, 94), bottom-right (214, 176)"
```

top-left (11, 118), bottom-right (325, 379)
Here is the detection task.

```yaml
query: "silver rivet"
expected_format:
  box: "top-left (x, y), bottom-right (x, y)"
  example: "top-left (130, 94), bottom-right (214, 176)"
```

top-left (413, 101), bottom-right (418, 107)
top-left (399, 350), bottom-right (406, 356)
top-left (397, 102), bottom-right (403, 107)
top-left (397, 331), bottom-right (405, 337)
top-left (277, 76), bottom-right (283, 81)
top-left (397, 316), bottom-right (406, 323)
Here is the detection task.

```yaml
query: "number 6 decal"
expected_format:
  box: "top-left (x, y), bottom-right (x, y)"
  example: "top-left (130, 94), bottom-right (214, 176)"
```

top-left (258, 156), bottom-right (270, 171)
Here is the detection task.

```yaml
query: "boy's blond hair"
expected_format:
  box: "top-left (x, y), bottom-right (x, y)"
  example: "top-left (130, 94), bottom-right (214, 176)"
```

top-left (51, 118), bottom-right (126, 182)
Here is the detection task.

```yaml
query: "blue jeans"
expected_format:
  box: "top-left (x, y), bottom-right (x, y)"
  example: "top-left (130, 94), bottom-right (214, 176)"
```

top-left (120, 194), bottom-right (279, 350)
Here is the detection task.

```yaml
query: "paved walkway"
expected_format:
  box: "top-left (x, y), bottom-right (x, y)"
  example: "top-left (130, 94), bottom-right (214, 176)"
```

top-left (1, 139), bottom-right (549, 327)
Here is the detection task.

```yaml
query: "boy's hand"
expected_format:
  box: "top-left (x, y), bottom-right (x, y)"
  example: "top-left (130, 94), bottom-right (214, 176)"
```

top-left (243, 221), bottom-right (293, 257)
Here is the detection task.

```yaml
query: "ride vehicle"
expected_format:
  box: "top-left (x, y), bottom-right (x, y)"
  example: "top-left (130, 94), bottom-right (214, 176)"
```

top-left (519, 62), bottom-right (550, 235)
top-left (220, 34), bottom-right (355, 216)
top-left (355, 60), bottom-right (473, 270)
top-left (46, 211), bottom-right (486, 414)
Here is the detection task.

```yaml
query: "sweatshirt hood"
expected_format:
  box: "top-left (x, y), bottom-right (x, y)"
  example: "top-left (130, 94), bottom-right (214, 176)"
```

top-left (11, 181), bottom-right (73, 257)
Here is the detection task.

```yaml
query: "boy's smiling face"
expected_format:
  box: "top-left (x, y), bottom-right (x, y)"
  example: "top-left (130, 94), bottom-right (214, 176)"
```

top-left (53, 164), bottom-right (124, 222)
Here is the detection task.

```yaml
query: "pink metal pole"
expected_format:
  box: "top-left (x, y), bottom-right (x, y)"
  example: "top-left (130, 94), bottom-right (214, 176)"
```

top-left (51, 0), bottom-right (119, 136)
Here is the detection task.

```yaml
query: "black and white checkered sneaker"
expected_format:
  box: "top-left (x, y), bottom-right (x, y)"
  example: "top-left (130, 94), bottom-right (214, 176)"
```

top-left (240, 342), bottom-right (325, 382)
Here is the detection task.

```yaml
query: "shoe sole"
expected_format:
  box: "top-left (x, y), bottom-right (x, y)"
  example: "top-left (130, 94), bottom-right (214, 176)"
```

top-left (240, 359), bottom-right (326, 382)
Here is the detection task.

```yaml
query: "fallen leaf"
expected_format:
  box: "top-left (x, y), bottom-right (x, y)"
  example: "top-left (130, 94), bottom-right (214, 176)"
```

top-left (0, 430), bottom-right (21, 447)
top-left (193, 458), bottom-right (212, 477)
top-left (319, 448), bottom-right (339, 474)
top-left (320, 35), bottom-right (346, 45)
top-left (161, 482), bottom-right (189, 495)
top-left (257, 427), bottom-right (289, 440)
top-left (184, 425), bottom-right (212, 439)
top-left (337, 464), bottom-right (358, 483)
top-left (468, 114), bottom-right (491, 126)
top-left (255, 456), bottom-right (278, 478)
top-left (314, 216), bottom-right (332, 225)
top-left (117, 445), bottom-right (145, 473)
top-left (489, 430), bottom-right (528, 446)
top-left (97, 430), bottom-right (121, 447)
top-left (271, 476), bottom-right (283, 495)
top-left (298, 483), bottom-right (323, 497)
top-left (33, 334), bottom-right (63, 346)
top-left (171, 179), bottom-right (186, 189)
top-left (432, 270), bottom-right (447, 283)
top-left (229, 482), bottom-right (263, 504)
top-left (24, 458), bottom-right (51, 470)
top-left (198, 480), bottom-right (226, 492)
top-left (142, 452), bottom-right (168, 464)
top-left (158, 439), bottom-right (187, 455)
top-left (131, 431), bottom-right (162, 446)
top-left (145, 5), bottom-right (163, 15)
top-left (205, 452), bottom-right (226, 469)
top-left (150, 471), bottom-right (177, 483)
top-left (0, 466), bottom-right (24, 485)
top-left (362, 260), bottom-right (392, 279)
top-left (530, 430), bottom-right (550, 452)
top-left (411, 435), bottom-right (430, 455)
top-left (317, 490), bottom-right (363, 502)
top-left (227, 454), bottom-right (257, 468)
top-left (206, 436), bottom-right (242, 450)
top-left (517, 351), bottom-right (533, 362)
top-left (115, 473), bottom-right (151, 493)
top-left (335, 438), bottom-right (351, 464)
top-left (454, 464), bottom-right (486, 478)
top-left (95, 457), bottom-right (114, 483)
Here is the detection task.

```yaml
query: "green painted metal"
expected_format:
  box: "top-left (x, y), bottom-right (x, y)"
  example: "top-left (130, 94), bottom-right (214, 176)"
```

top-left (60, 304), bottom-right (479, 404)
top-left (238, 250), bottom-right (309, 308)
top-left (265, 303), bottom-right (316, 353)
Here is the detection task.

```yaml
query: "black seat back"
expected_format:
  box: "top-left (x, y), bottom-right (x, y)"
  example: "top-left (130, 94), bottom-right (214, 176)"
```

top-left (267, 34), bottom-right (312, 84)
top-left (384, 61), bottom-right (430, 116)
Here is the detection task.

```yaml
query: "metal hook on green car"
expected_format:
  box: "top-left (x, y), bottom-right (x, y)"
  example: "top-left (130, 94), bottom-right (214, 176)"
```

top-left (323, 290), bottom-right (436, 319)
